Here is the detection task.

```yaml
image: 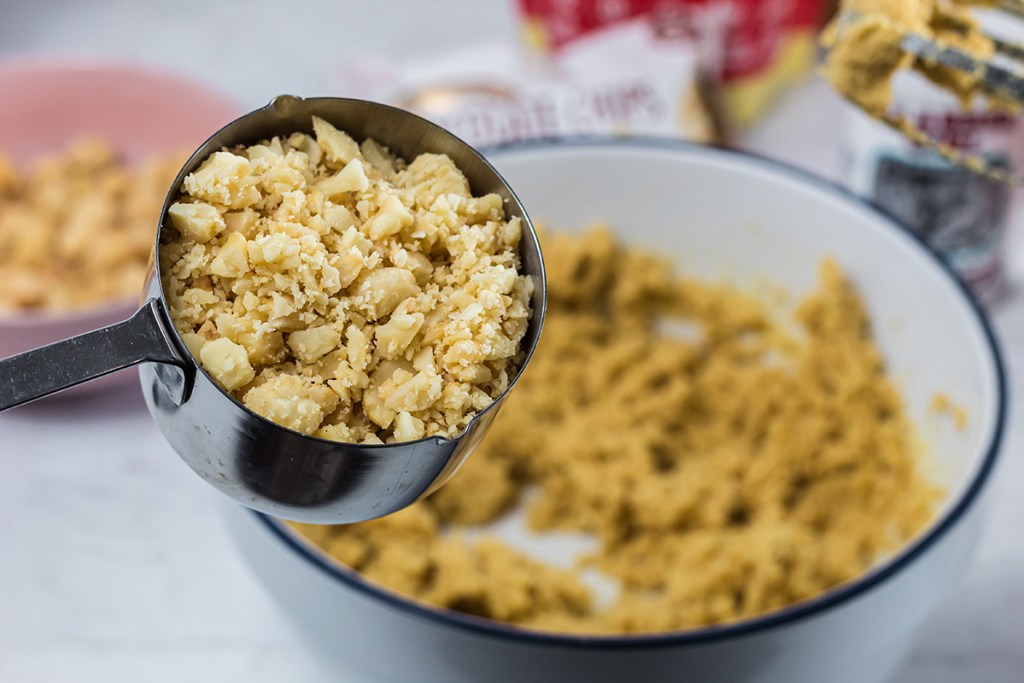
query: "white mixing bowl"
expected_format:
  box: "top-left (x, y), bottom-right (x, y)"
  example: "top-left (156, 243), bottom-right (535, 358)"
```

top-left (224, 141), bottom-right (1007, 683)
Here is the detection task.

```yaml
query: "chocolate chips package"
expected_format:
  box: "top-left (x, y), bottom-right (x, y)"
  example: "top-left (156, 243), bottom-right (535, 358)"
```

top-left (330, 17), bottom-right (727, 148)
top-left (517, 0), bottom-right (829, 129)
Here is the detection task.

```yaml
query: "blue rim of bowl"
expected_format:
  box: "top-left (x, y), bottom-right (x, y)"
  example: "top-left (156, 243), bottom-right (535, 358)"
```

top-left (253, 136), bottom-right (1008, 650)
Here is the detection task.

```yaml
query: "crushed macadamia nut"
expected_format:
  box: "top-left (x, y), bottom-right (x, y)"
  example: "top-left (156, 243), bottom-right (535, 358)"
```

top-left (0, 139), bottom-right (183, 311)
top-left (161, 117), bottom-right (533, 443)
top-left (294, 227), bottom-right (940, 634)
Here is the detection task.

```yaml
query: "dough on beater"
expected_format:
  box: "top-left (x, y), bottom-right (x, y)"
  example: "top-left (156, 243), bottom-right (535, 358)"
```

top-left (822, 0), bottom-right (998, 115)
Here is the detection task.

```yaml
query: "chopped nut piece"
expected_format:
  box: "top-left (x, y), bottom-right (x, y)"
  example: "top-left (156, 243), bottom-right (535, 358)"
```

top-left (288, 325), bottom-right (342, 364)
top-left (180, 332), bottom-right (207, 358)
top-left (392, 410), bottom-right (426, 442)
top-left (168, 202), bottom-right (226, 244)
top-left (184, 151), bottom-right (261, 209)
top-left (324, 204), bottom-right (357, 233)
top-left (354, 267), bottom-right (419, 321)
top-left (199, 337), bottom-right (255, 390)
top-left (316, 159), bottom-right (369, 197)
top-left (366, 195), bottom-right (414, 240)
top-left (209, 231), bottom-right (249, 277)
top-left (312, 116), bottom-right (360, 165)
top-left (243, 374), bottom-right (339, 435)
top-left (375, 310), bottom-right (425, 360)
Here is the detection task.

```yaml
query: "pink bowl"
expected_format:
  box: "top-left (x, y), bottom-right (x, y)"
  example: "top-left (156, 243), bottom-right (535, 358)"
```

top-left (0, 57), bottom-right (241, 397)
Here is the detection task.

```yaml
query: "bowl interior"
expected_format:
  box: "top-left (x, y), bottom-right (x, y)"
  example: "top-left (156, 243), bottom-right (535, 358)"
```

top-left (488, 142), bottom-right (1001, 518)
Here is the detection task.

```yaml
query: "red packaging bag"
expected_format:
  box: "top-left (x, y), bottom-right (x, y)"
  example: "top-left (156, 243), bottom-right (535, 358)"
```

top-left (517, 0), bottom-right (828, 128)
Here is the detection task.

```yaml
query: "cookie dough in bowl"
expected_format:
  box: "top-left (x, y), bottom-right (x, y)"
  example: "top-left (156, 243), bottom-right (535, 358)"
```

top-left (224, 141), bottom-right (1005, 683)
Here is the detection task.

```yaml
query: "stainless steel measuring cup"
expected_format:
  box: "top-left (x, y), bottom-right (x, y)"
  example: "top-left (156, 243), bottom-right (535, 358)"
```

top-left (0, 96), bottom-right (546, 524)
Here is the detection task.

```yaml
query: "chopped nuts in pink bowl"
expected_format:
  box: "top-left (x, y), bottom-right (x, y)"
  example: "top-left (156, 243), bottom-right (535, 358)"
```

top-left (0, 57), bottom-right (240, 396)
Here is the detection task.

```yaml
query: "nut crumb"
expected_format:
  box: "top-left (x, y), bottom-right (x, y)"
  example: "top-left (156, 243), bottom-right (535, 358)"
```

top-left (930, 392), bottom-right (969, 431)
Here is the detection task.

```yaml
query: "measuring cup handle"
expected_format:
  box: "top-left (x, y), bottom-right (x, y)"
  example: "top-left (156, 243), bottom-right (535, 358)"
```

top-left (0, 298), bottom-right (190, 411)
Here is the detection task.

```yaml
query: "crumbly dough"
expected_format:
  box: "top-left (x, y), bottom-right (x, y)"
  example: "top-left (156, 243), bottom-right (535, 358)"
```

top-left (931, 392), bottom-right (969, 430)
top-left (161, 117), bottom-right (532, 443)
top-left (0, 139), bottom-right (181, 311)
top-left (294, 226), bottom-right (940, 634)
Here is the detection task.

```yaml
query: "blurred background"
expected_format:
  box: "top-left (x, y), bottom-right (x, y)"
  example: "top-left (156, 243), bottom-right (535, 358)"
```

top-left (1, 1), bottom-right (1023, 681)
top-left (0, 0), bottom-right (520, 102)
